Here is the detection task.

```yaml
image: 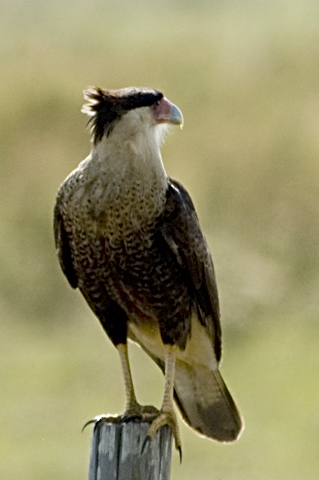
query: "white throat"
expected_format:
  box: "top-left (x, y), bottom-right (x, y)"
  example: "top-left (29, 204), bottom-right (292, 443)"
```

top-left (95, 108), bottom-right (168, 183)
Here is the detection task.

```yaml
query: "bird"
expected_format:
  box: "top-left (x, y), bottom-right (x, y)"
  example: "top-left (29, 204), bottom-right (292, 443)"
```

top-left (54, 86), bottom-right (243, 454)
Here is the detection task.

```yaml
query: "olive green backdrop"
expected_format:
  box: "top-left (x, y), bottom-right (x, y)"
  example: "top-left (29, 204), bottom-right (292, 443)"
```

top-left (1, 1), bottom-right (319, 478)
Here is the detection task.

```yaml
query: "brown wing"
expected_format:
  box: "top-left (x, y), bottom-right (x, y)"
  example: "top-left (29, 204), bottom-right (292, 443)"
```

top-left (53, 202), bottom-right (78, 289)
top-left (160, 179), bottom-right (221, 361)
top-left (158, 180), bottom-right (243, 441)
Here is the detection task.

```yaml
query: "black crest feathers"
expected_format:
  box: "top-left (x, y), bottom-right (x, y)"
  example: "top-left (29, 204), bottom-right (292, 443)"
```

top-left (82, 86), bottom-right (163, 144)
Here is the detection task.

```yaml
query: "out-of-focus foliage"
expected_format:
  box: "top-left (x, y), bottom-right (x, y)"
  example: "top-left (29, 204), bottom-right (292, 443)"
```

top-left (1, 1), bottom-right (318, 479)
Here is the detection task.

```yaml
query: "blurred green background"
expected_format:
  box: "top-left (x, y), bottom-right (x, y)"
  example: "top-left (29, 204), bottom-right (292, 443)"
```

top-left (1, 0), bottom-right (319, 478)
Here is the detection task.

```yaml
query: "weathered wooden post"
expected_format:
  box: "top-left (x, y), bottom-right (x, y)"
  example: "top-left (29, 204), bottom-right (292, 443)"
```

top-left (87, 416), bottom-right (173, 480)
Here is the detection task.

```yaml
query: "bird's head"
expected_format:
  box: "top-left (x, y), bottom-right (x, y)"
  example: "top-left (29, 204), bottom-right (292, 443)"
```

top-left (82, 87), bottom-right (183, 146)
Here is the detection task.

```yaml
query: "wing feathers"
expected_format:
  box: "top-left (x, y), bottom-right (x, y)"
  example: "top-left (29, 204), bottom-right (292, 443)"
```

top-left (160, 179), bottom-right (221, 360)
top-left (54, 204), bottom-right (78, 289)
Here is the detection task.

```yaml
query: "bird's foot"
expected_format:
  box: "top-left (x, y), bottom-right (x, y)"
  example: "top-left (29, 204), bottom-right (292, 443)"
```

top-left (142, 407), bottom-right (182, 462)
top-left (82, 407), bottom-right (182, 460)
top-left (81, 405), bottom-right (160, 433)
top-left (122, 403), bottom-right (160, 421)
top-left (82, 414), bottom-right (124, 432)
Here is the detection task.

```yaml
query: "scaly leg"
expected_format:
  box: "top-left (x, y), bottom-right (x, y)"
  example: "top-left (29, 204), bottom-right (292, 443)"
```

top-left (145, 345), bottom-right (182, 457)
top-left (117, 343), bottom-right (139, 413)
top-left (117, 343), bottom-right (158, 418)
top-left (82, 342), bottom-right (158, 432)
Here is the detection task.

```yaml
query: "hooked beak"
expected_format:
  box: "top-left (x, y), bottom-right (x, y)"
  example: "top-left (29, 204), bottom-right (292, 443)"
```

top-left (154, 97), bottom-right (184, 129)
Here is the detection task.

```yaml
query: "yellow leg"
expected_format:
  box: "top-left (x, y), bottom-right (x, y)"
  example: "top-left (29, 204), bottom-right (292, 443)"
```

top-left (146, 345), bottom-right (182, 455)
top-left (117, 343), bottom-right (159, 418)
top-left (83, 343), bottom-right (158, 432)
top-left (117, 343), bottom-right (139, 412)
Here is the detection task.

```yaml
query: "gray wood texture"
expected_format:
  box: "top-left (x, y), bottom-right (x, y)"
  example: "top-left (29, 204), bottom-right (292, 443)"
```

top-left (88, 416), bottom-right (172, 480)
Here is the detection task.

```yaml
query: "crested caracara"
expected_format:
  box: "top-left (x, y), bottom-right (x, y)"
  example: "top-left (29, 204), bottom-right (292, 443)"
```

top-left (54, 87), bottom-right (243, 454)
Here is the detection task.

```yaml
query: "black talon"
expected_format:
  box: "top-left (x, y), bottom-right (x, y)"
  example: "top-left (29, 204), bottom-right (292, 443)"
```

top-left (82, 419), bottom-right (97, 433)
top-left (141, 435), bottom-right (150, 455)
top-left (178, 445), bottom-right (182, 464)
top-left (122, 412), bottom-right (143, 423)
top-left (82, 415), bottom-right (107, 432)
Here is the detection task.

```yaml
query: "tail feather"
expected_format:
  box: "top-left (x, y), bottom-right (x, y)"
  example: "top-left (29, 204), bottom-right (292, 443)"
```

top-left (173, 360), bottom-right (244, 442)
